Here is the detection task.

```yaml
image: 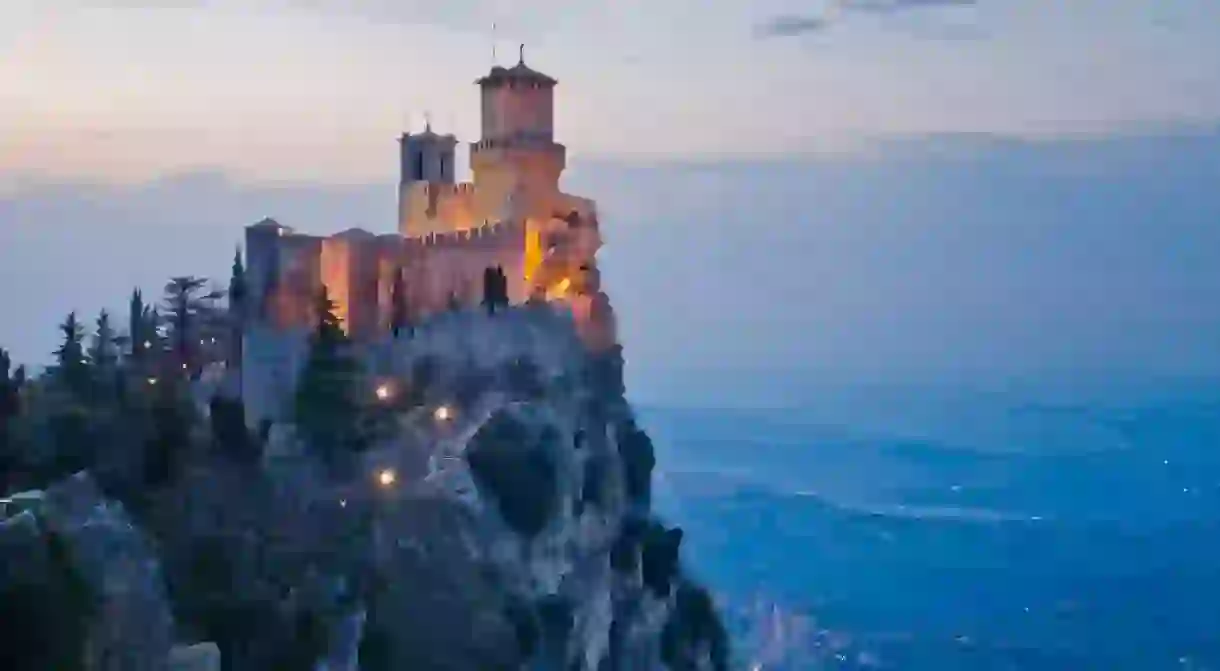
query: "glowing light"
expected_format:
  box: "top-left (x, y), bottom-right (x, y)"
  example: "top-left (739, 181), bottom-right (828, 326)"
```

top-left (147, 377), bottom-right (157, 385)
top-left (375, 384), bottom-right (392, 401)
top-left (339, 499), bottom-right (347, 508)
top-left (144, 341), bottom-right (152, 349)
top-left (377, 469), bottom-right (396, 487)
top-left (434, 405), bottom-right (453, 422)
top-left (545, 277), bottom-right (572, 300)
top-left (182, 363), bottom-right (188, 370)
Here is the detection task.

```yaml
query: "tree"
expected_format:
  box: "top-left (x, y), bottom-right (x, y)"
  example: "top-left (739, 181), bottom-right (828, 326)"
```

top-left (53, 312), bottom-right (91, 399)
top-left (162, 276), bottom-right (223, 377)
top-left (482, 267), bottom-right (498, 315)
top-left (127, 289), bottom-right (148, 362)
top-left (0, 348), bottom-right (22, 492)
top-left (228, 247), bottom-right (247, 368)
top-left (89, 310), bottom-right (119, 372)
top-left (483, 266), bottom-right (509, 314)
top-left (293, 286), bottom-right (367, 468)
top-left (496, 266), bottom-right (509, 308)
top-left (389, 267), bottom-right (410, 338)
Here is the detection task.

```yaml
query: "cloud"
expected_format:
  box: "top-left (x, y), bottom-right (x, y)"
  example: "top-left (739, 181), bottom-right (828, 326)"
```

top-left (754, 14), bottom-right (829, 38)
top-left (755, 0), bottom-right (977, 39)
top-left (844, 0), bottom-right (976, 13)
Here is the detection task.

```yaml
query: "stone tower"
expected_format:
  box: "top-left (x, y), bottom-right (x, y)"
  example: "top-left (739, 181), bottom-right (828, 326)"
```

top-left (470, 46), bottom-right (566, 204)
top-left (396, 123), bottom-right (459, 233)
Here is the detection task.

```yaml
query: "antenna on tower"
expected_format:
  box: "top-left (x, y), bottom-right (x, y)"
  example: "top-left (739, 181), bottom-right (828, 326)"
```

top-left (491, 22), bottom-right (498, 64)
top-left (424, 110), bottom-right (432, 132)
top-left (518, 43), bottom-right (525, 64)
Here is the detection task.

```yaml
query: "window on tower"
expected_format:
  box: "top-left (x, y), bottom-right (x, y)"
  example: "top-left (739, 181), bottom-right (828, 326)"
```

top-left (415, 152), bottom-right (425, 180)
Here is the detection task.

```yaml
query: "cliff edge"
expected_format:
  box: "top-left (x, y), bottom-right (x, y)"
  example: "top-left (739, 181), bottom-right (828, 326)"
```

top-left (0, 305), bottom-right (729, 671)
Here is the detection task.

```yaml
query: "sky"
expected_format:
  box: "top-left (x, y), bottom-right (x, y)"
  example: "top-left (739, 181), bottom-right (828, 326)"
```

top-left (3, 0), bottom-right (1220, 182)
top-left (1, 0), bottom-right (1219, 406)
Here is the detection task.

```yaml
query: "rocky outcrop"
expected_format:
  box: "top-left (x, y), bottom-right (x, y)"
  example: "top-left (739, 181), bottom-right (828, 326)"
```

top-left (0, 306), bottom-right (727, 670)
top-left (349, 307), bottom-right (728, 670)
top-left (0, 473), bottom-right (176, 670)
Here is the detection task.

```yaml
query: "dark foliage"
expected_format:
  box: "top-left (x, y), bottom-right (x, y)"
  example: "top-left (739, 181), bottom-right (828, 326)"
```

top-left (209, 395), bottom-right (260, 465)
top-left (53, 312), bottom-right (91, 400)
top-left (504, 599), bottom-right (540, 660)
top-left (0, 530), bottom-right (96, 671)
top-left (617, 422), bottom-right (656, 507)
top-left (482, 266), bottom-right (509, 314)
top-left (504, 357), bottom-right (546, 400)
top-left (609, 517), bottom-right (648, 575)
top-left (466, 412), bottom-right (559, 537)
top-left (389, 266), bottom-right (411, 338)
top-left (640, 523), bottom-right (683, 598)
top-left (659, 582), bottom-right (730, 671)
top-left (293, 287), bottom-right (368, 467)
top-left (144, 389), bottom-right (192, 488)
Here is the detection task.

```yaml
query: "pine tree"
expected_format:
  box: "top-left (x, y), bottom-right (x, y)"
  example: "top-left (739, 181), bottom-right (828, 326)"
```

top-left (162, 276), bottom-right (222, 378)
top-left (53, 312), bottom-right (91, 398)
top-left (89, 310), bottom-right (119, 371)
top-left (293, 286), bottom-right (367, 467)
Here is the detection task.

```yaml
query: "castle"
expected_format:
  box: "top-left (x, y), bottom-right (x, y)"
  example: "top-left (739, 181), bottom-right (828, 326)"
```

top-left (240, 51), bottom-right (616, 421)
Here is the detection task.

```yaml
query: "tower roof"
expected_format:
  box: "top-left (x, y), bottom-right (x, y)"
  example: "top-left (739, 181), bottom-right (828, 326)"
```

top-left (476, 45), bottom-right (557, 87)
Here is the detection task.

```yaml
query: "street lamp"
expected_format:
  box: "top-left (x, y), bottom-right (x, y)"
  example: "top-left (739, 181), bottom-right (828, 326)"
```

top-left (377, 468), bottom-right (396, 487)
top-left (375, 383), bottom-right (392, 402)
top-left (434, 405), bottom-right (453, 422)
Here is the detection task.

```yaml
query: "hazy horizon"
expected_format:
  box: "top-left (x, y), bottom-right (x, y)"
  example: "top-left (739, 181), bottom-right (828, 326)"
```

top-left (4, 126), bottom-right (1219, 407)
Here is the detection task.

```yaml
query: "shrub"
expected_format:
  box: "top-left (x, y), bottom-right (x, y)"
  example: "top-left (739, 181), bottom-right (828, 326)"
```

top-left (617, 423), bottom-right (655, 507)
top-left (466, 412), bottom-right (559, 537)
top-left (640, 523), bottom-right (682, 597)
top-left (660, 582), bottom-right (730, 671)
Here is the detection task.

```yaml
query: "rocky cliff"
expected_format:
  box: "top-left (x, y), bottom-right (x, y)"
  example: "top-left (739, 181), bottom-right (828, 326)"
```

top-left (0, 305), bottom-right (729, 670)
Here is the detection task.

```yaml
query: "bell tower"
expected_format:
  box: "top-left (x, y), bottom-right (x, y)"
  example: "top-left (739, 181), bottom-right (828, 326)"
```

top-left (470, 46), bottom-right (566, 200)
top-left (396, 120), bottom-right (459, 236)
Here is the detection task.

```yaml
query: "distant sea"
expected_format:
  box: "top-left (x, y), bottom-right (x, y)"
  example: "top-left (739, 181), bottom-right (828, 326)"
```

top-left (637, 383), bottom-right (1220, 670)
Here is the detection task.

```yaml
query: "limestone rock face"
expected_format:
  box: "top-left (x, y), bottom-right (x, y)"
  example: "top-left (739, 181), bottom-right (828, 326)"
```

top-left (41, 472), bottom-right (176, 671)
top-left (0, 474), bottom-right (176, 671)
top-left (349, 307), bottom-right (727, 670)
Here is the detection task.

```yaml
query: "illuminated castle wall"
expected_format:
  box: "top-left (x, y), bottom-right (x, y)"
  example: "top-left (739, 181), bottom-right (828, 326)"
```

top-left (244, 51), bottom-right (606, 343)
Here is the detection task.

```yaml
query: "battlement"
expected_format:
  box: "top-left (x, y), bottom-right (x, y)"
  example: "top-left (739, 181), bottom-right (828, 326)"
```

top-left (404, 219), bottom-right (524, 250)
top-left (420, 182), bottom-right (477, 197)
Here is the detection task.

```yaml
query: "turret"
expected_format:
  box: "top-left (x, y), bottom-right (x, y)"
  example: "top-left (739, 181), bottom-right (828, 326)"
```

top-left (397, 123), bottom-right (459, 235)
top-left (470, 46), bottom-right (566, 195)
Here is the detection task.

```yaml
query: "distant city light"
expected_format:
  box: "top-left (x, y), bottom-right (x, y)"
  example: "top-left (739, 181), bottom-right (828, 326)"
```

top-left (434, 405), bottom-right (453, 421)
top-left (375, 384), bottom-right (392, 401)
top-left (147, 377), bottom-right (157, 385)
top-left (144, 341), bottom-right (152, 349)
top-left (377, 469), bottom-right (396, 487)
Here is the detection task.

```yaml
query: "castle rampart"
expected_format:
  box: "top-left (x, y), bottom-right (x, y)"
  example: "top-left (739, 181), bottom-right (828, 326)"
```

top-left (240, 56), bottom-right (615, 424)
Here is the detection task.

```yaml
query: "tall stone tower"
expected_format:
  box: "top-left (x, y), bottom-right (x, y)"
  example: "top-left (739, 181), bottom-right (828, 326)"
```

top-left (396, 123), bottom-right (458, 234)
top-left (471, 46), bottom-right (566, 204)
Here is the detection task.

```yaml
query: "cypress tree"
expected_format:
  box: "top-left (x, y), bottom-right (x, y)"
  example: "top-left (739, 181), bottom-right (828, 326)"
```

top-left (389, 267), bottom-right (410, 338)
top-left (293, 286), bottom-right (367, 467)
